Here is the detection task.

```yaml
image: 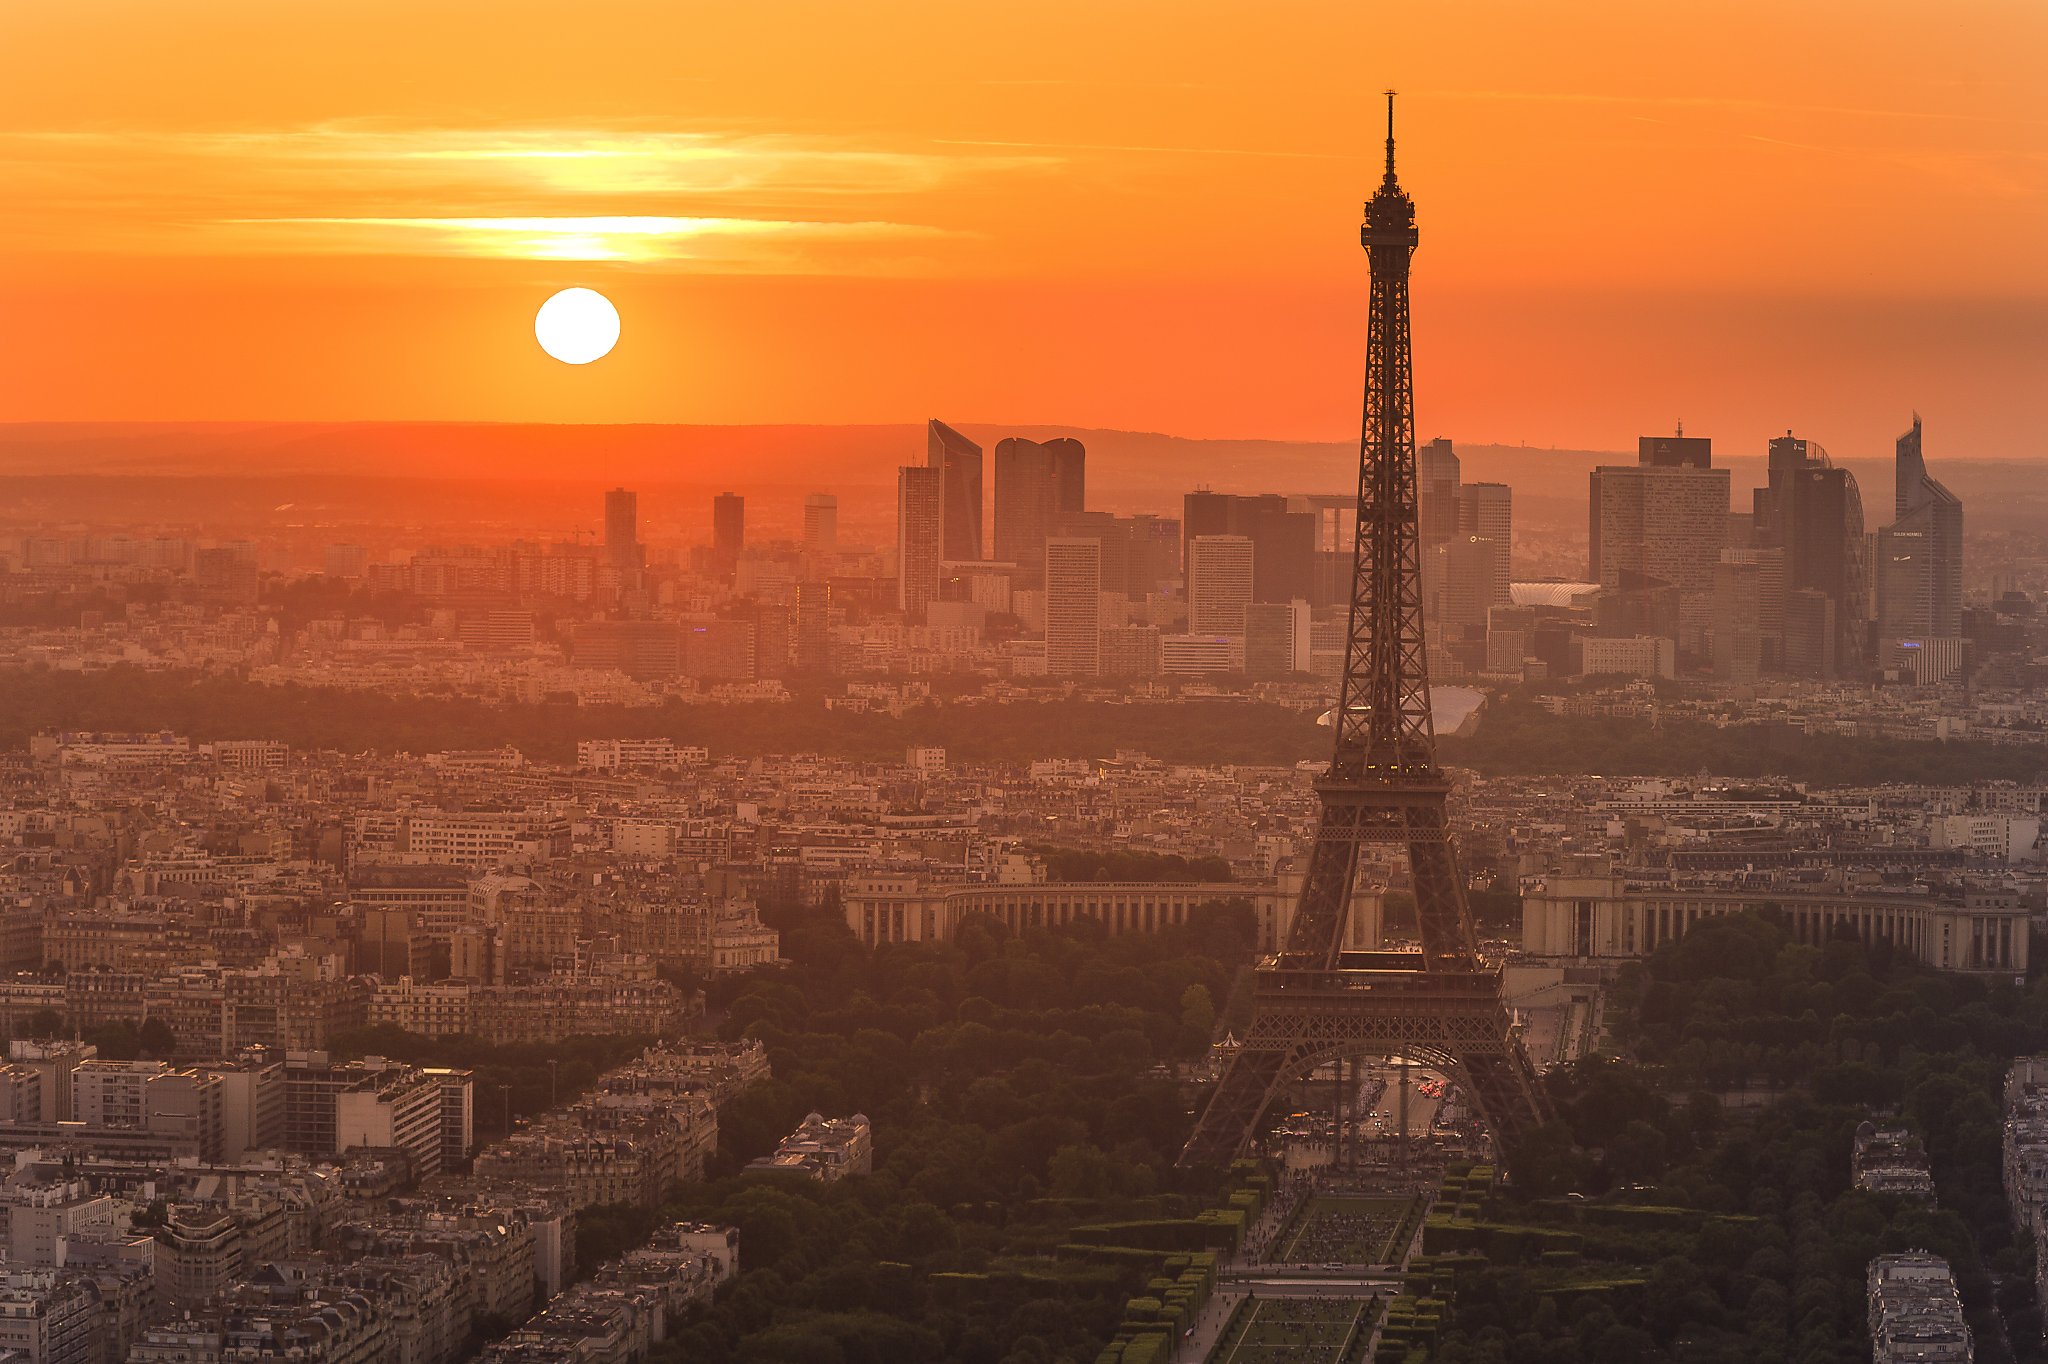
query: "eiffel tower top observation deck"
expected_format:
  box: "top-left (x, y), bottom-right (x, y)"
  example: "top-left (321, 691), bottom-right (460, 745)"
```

top-left (1329, 90), bottom-right (1435, 793)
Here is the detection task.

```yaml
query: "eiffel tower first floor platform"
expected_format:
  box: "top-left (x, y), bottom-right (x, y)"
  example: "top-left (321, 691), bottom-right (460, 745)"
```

top-left (1178, 952), bottom-right (1555, 1176)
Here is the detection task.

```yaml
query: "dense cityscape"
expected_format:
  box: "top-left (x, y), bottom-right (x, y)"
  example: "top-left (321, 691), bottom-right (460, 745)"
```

top-left (3, 389), bottom-right (2046, 1363)
top-left (7, 3), bottom-right (2047, 1363)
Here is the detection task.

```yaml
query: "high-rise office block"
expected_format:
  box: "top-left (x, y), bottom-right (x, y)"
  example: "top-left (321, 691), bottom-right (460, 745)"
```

top-left (803, 493), bottom-right (839, 560)
top-left (1187, 535), bottom-right (1254, 636)
top-left (1100, 624), bottom-right (1163, 677)
top-left (1244, 600), bottom-right (1312, 678)
top-left (1753, 433), bottom-right (1867, 675)
top-left (1043, 537), bottom-right (1103, 675)
top-left (1411, 443), bottom-right (1508, 617)
top-left (1181, 492), bottom-right (1313, 603)
top-left (1484, 604), bottom-right (1539, 675)
top-left (1049, 512), bottom-right (1128, 597)
top-left (1429, 534), bottom-right (1503, 636)
top-left (683, 619), bottom-right (757, 680)
top-left (753, 601), bottom-right (792, 679)
top-left (1716, 546), bottom-right (1785, 675)
top-left (1588, 440), bottom-right (1731, 596)
top-left (324, 544), bottom-right (370, 580)
top-left (1638, 431), bottom-right (1712, 468)
top-left (1712, 557), bottom-right (1765, 682)
top-left (896, 466), bottom-right (943, 620)
top-left (1876, 416), bottom-right (1964, 678)
top-left (994, 437), bottom-right (1085, 575)
top-left (571, 621), bottom-right (683, 679)
top-left (604, 490), bottom-right (644, 596)
top-left (1783, 587), bottom-right (1838, 679)
top-left (794, 581), bottom-right (832, 674)
top-left (1457, 482), bottom-right (1513, 607)
top-left (927, 420), bottom-right (984, 561)
top-left (604, 488), bottom-right (642, 577)
top-left (1125, 514), bottom-right (1182, 600)
top-left (1294, 493), bottom-right (1357, 608)
top-left (712, 493), bottom-right (745, 572)
top-left (1416, 437), bottom-right (1463, 554)
top-left (1589, 432), bottom-right (1731, 662)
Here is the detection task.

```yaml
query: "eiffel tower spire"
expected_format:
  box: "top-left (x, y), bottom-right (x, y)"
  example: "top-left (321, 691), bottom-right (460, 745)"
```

top-left (1178, 101), bottom-right (1553, 1175)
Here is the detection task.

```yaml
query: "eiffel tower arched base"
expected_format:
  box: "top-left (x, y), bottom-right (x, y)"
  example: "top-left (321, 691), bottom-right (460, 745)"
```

top-left (1179, 960), bottom-right (1553, 1175)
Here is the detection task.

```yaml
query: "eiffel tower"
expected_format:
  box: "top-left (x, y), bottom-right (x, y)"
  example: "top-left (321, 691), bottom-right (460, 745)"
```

top-left (1179, 94), bottom-right (1553, 1175)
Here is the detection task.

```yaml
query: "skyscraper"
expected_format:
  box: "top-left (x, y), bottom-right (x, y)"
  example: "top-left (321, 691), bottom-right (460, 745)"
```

top-left (1244, 600), bottom-right (1311, 678)
top-left (1876, 416), bottom-right (1964, 679)
top-left (1187, 535), bottom-right (1254, 636)
top-left (1638, 430), bottom-right (1712, 468)
top-left (1410, 443), bottom-right (1508, 619)
top-left (927, 420), bottom-right (983, 561)
top-left (1588, 437), bottom-right (1730, 596)
top-left (1043, 537), bottom-right (1103, 675)
top-left (603, 488), bottom-right (642, 580)
top-left (752, 601), bottom-right (791, 679)
top-left (1293, 493), bottom-right (1356, 608)
top-left (794, 581), bottom-right (832, 675)
top-left (1124, 514), bottom-right (1182, 600)
top-left (1753, 433), bottom-right (1867, 675)
top-left (1428, 534), bottom-right (1503, 638)
top-left (1783, 587), bottom-right (1838, 679)
top-left (1416, 437), bottom-right (1463, 554)
top-left (1181, 492), bottom-right (1313, 603)
top-left (712, 493), bottom-right (745, 572)
top-left (1049, 511), bottom-right (1129, 597)
top-left (896, 466), bottom-right (943, 620)
top-left (1456, 482), bottom-right (1513, 607)
top-left (803, 493), bottom-right (839, 561)
top-left (1711, 556), bottom-right (1765, 682)
top-left (993, 436), bottom-right (1085, 574)
top-left (1588, 432), bottom-right (1731, 660)
top-left (1715, 546), bottom-right (1785, 675)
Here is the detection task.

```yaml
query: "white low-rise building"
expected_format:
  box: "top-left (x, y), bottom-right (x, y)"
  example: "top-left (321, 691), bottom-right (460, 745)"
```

top-left (1522, 868), bottom-right (2028, 976)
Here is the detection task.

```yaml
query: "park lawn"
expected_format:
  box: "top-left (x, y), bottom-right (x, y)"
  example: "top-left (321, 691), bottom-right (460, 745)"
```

top-left (1275, 1194), bottom-right (1419, 1265)
top-left (1215, 1297), bottom-right (1379, 1364)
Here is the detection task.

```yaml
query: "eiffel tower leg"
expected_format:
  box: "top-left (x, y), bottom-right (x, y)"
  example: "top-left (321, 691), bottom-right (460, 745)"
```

top-left (1407, 810), bottom-right (1477, 965)
top-left (1459, 1043), bottom-right (1552, 1166)
top-left (1180, 1043), bottom-right (1302, 1169)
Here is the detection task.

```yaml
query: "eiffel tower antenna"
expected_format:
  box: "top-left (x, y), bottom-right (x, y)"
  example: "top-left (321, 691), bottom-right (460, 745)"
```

top-left (1179, 97), bottom-right (1554, 1176)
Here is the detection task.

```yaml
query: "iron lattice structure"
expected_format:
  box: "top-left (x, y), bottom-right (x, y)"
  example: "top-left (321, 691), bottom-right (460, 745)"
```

top-left (1179, 95), bottom-right (1554, 1175)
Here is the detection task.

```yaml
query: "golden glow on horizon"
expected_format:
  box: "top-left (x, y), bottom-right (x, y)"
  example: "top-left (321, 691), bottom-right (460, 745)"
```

top-left (1, 0), bottom-right (2043, 455)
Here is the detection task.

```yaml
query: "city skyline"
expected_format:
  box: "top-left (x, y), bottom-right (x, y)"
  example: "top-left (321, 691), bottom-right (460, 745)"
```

top-left (3, 11), bottom-right (2046, 1364)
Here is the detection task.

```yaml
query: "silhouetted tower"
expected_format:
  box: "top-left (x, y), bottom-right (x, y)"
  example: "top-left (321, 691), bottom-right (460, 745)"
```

top-left (604, 488), bottom-right (643, 586)
top-left (712, 493), bottom-right (745, 573)
top-left (1180, 95), bottom-right (1553, 1174)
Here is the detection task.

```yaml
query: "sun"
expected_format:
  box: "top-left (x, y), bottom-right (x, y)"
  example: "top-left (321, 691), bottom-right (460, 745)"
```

top-left (534, 287), bottom-right (620, 364)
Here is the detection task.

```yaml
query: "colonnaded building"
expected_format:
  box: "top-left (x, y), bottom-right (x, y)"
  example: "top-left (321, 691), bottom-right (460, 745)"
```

top-left (1521, 863), bottom-right (2028, 977)
top-left (842, 870), bottom-right (1385, 954)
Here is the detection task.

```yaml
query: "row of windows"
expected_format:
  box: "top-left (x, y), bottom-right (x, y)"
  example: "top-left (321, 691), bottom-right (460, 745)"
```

top-left (856, 895), bottom-right (1205, 945)
top-left (1565, 896), bottom-right (2023, 970)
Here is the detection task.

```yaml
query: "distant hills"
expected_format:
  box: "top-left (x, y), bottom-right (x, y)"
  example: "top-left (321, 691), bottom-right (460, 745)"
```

top-left (2, 421), bottom-right (2041, 534)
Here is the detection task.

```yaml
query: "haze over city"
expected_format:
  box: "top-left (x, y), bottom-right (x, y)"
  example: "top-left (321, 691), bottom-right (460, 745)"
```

top-left (2, 6), bottom-right (2047, 1364)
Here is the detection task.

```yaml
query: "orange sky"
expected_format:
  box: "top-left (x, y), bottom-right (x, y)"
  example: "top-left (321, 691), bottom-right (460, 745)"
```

top-left (3, 1), bottom-right (2044, 460)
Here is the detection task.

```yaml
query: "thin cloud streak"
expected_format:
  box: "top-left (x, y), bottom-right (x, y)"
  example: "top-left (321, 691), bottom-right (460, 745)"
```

top-left (936, 137), bottom-right (1354, 162)
top-left (0, 123), bottom-right (1052, 274)
top-left (1427, 86), bottom-right (2048, 129)
top-left (1, 124), bottom-right (1054, 197)
top-left (223, 214), bottom-right (951, 265)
